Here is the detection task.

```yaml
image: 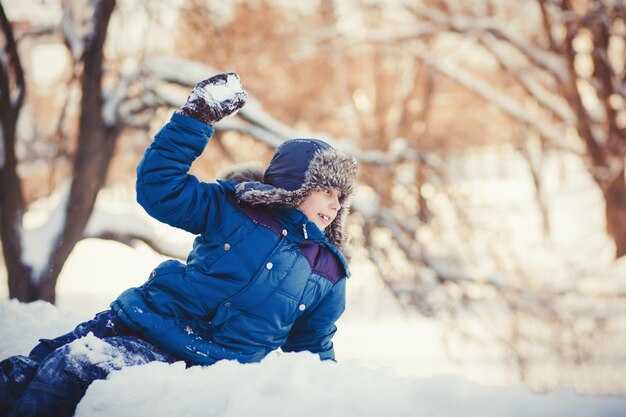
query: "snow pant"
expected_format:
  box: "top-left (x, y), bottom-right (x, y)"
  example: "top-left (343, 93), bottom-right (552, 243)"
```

top-left (0, 309), bottom-right (178, 417)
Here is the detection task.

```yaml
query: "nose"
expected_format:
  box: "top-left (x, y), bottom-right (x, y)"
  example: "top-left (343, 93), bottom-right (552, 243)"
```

top-left (330, 194), bottom-right (340, 211)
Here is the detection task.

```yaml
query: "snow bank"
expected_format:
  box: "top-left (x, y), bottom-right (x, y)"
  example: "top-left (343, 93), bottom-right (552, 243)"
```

top-left (0, 299), bottom-right (88, 358)
top-left (76, 352), bottom-right (625, 417)
top-left (2, 300), bottom-right (625, 417)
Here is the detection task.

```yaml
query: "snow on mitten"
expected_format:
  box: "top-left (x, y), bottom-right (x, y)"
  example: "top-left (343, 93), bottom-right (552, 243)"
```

top-left (177, 72), bottom-right (247, 125)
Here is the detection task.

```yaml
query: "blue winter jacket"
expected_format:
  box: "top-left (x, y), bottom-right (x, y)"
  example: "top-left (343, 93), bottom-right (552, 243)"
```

top-left (110, 114), bottom-right (350, 365)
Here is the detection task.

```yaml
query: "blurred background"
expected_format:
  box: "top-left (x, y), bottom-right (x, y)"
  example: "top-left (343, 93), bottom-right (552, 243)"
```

top-left (1, 0), bottom-right (625, 395)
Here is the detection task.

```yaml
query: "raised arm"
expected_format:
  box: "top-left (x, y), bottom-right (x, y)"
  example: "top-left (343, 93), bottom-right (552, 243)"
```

top-left (136, 73), bottom-right (247, 234)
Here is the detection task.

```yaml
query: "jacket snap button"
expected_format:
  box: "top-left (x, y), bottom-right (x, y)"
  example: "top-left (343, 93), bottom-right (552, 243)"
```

top-left (224, 301), bottom-right (232, 307)
top-left (151, 270), bottom-right (156, 277)
top-left (266, 262), bottom-right (273, 270)
top-left (281, 229), bottom-right (288, 236)
top-left (224, 243), bottom-right (231, 251)
top-left (298, 304), bottom-right (306, 311)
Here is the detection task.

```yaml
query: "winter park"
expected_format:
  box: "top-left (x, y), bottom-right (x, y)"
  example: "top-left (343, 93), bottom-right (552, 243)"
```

top-left (1, 0), bottom-right (626, 416)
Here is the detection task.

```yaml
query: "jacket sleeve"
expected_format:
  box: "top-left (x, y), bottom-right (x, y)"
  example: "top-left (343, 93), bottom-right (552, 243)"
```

top-left (136, 113), bottom-right (225, 234)
top-left (281, 278), bottom-right (346, 361)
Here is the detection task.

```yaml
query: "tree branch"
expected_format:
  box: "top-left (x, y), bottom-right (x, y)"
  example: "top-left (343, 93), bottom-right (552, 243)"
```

top-left (0, 4), bottom-right (25, 118)
top-left (406, 3), bottom-right (571, 84)
top-left (478, 32), bottom-right (575, 123)
top-left (86, 231), bottom-right (187, 260)
top-left (104, 56), bottom-right (443, 169)
top-left (411, 44), bottom-right (581, 153)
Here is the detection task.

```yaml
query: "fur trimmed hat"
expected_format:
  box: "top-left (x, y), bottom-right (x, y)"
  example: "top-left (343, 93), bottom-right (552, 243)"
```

top-left (221, 139), bottom-right (358, 249)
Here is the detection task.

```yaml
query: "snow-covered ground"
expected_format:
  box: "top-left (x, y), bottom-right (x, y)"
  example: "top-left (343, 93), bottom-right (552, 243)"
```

top-left (1, 237), bottom-right (626, 416)
top-left (0, 301), bottom-right (624, 417)
top-left (74, 352), bottom-right (626, 417)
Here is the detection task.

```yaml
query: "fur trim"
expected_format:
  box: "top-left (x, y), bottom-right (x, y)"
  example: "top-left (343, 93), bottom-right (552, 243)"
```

top-left (219, 162), bottom-right (264, 183)
top-left (227, 148), bottom-right (358, 250)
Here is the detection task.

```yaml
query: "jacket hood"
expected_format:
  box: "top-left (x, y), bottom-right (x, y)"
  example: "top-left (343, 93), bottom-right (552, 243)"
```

top-left (219, 146), bottom-right (358, 250)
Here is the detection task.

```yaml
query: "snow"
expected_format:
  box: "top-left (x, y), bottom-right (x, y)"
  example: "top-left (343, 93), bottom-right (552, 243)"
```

top-left (68, 332), bottom-right (143, 373)
top-left (102, 75), bottom-right (131, 127)
top-left (142, 56), bottom-right (220, 87)
top-left (75, 353), bottom-right (626, 417)
top-left (61, 0), bottom-right (96, 61)
top-left (29, 43), bottom-right (70, 91)
top-left (17, 183), bottom-right (193, 287)
top-left (194, 73), bottom-right (243, 103)
top-left (105, 0), bottom-right (185, 57)
top-left (19, 182), bottom-right (71, 282)
top-left (0, 300), bottom-right (86, 359)
top-left (2, 240), bottom-right (626, 415)
top-left (84, 186), bottom-right (194, 260)
top-left (3, 198), bottom-right (626, 416)
top-left (2, 0), bottom-right (63, 26)
top-left (66, 332), bottom-right (171, 376)
top-left (1, 298), bottom-right (624, 416)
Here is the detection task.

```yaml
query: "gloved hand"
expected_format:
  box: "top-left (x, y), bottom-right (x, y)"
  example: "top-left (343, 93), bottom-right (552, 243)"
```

top-left (176, 72), bottom-right (248, 125)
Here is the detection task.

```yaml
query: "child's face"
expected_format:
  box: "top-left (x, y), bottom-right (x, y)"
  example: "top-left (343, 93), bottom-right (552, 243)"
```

top-left (297, 189), bottom-right (342, 231)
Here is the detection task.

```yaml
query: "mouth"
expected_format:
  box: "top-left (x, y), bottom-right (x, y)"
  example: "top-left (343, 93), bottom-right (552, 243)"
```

top-left (318, 213), bottom-right (332, 224)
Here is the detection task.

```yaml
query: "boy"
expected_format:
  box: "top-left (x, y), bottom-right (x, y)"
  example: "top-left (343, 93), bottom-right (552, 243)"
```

top-left (0, 72), bottom-right (358, 416)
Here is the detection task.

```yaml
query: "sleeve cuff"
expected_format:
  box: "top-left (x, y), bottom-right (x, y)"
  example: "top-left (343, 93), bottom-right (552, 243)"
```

top-left (171, 112), bottom-right (215, 137)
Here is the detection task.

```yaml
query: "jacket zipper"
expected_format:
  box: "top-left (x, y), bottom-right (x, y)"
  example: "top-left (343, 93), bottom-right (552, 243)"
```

top-left (302, 223), bottom-right (308, 239)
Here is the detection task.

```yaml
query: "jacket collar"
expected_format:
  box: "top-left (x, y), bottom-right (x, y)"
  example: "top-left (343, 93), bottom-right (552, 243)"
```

top-left (273, 206), bottom-right (350, 278)
top-left (219, 179), bottom-right (326, 242)
top-left (272, 207), bottom-right (327, 243)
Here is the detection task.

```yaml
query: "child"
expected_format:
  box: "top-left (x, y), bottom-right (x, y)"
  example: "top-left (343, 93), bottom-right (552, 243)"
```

top-left (0, 72), bottom-right (358, 417)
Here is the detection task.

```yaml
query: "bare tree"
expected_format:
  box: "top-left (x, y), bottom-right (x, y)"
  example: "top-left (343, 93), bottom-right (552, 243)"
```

top-left (405, 0), bottom-right (626, 257)
top-left (0, 0), bottom-right (119, 302)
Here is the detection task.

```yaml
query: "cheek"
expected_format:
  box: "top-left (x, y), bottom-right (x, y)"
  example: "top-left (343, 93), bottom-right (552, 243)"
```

top-left (297, 200), bottom-right (309, 212)
top-left (305, 202), bottom-right (319, 216)
top-left (297, 200), bottom-right (313, 218)
top-left (298, 197), bottom-right (324, 218)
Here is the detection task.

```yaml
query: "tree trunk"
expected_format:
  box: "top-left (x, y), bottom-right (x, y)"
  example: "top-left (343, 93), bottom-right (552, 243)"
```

top-left (1, 111), bottom-right (35, 300)
top-left (0, 3), bottom-right (35, 301)
top-left (1, 0), bottom-right (118, 303)
top-left (603, 168), bottom-right (626, 259)
top-left (31, 0), bottom-right (119, 303)
top-left (0, 104), bottom-right (36, 300)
